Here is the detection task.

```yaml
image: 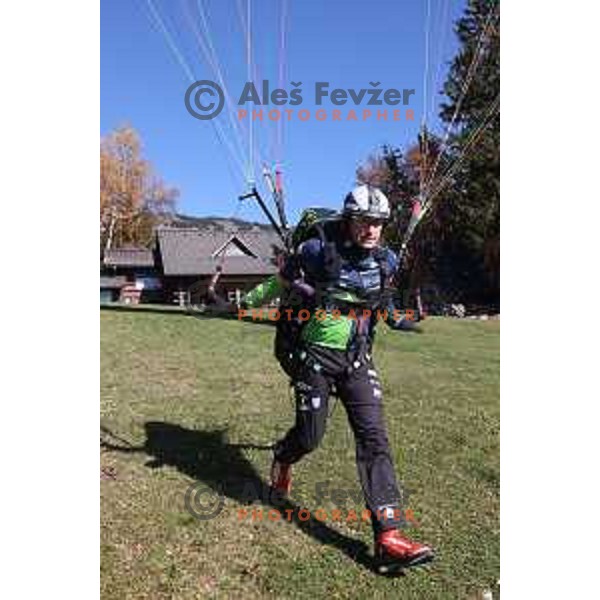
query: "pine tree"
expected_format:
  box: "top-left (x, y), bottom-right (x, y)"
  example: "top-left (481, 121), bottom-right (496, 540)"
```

top-left (358, 0), bottom-right (500, 310)
top-left (438, 0), bottom-right (500, 306)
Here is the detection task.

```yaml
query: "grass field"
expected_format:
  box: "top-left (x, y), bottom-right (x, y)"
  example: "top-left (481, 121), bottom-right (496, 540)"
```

top-left (100, 307), bottom-right (499, 599)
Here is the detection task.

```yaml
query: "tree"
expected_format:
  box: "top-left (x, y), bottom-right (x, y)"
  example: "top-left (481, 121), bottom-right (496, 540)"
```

top-left (357, 0), bottom-right (500, 310)
top-left (438, 0), bottom-right (500, 305)
top-left (357, 139), bottom-right (448, 304)
top-left (100, 126), bottom-right (178, 252)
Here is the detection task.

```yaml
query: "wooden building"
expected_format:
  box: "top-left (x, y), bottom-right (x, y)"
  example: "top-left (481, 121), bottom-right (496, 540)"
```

top-left (101, 247), bottom-right (160, 304)
top-left (156, 226), bottom-right (282, 306)
top-left (100, 224), bottom-right (282, 306)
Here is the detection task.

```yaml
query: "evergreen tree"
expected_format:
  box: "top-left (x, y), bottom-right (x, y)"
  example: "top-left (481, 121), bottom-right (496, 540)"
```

top-left (438, 0), bottom-right (500, 306)
top-left (358, 0), bottom-right (500, 310)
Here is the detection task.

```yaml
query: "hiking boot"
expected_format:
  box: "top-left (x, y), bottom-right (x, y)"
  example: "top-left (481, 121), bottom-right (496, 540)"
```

top-left (270, 458), bottom-right (292, 495)
top-left (375, 529), bottom-right (434, 572)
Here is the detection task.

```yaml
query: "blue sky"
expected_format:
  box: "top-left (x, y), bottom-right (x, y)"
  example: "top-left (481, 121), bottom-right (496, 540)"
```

top-left (101, 0), bottom-right (465, 224)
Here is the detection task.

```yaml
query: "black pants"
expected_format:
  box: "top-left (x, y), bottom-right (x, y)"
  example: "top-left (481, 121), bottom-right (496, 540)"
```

top-left (274, 344), bottom-right (403, 535)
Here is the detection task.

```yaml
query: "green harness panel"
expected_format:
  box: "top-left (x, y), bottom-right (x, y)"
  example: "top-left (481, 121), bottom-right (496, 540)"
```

top-left (300, 311), bottom-right (355, 350)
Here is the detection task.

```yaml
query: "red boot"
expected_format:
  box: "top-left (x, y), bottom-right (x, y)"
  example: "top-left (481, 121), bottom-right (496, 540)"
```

top-left (375, 529), bottom-right (434, 572)
top-left (270, 459), bottom-right (292, 495)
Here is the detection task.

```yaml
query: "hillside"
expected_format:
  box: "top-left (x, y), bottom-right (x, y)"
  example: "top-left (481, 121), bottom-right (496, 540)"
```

top-left (168, 213), bottom-right (277, 232)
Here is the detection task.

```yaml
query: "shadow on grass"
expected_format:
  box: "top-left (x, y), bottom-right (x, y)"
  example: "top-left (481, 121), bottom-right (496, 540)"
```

top-left (100, 421), bottom-right (391, 575)
top-left (100, 304), bottom-right (187, 316)
top-left (100, 303), bottom-right (276, 327)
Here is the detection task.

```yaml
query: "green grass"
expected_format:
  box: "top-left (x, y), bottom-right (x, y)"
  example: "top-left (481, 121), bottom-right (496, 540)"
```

top-left (101, 307), bottom-right (499, 599)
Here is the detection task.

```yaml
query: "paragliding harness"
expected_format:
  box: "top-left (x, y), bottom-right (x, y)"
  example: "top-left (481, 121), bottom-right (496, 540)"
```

top-left (274, 207), bottom-right (336, 377)
top-left (238, 186), bottom-right (393, 379)
top-left (274, 208), bottom-right (393, 379)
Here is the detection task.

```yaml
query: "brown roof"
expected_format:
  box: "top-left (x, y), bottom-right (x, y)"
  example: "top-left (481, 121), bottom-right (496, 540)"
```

top-left (100, 275), bottom-right (127, 289)
top-left (104, 248), bottom-right (154, 268)
top-left (156, 227), bottom-right (281, 276)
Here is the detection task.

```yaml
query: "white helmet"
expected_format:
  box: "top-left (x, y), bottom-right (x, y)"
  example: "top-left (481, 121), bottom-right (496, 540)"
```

top-left (343, 185), bottom-right (390, 220)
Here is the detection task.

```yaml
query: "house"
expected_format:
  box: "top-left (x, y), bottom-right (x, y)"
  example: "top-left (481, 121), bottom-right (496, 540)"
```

top-left (100, 222), bottom-right (283, 306)
top-left (101, 247), bottom-right (158, 304)
top-left (100, 275), bottom-right (128, 304)
top-left (156, 225), bottom-right (282, 305)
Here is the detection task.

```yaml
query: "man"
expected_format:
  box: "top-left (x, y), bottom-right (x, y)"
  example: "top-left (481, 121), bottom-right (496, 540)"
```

top-left (239, 185), bottom-right (434, 570)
